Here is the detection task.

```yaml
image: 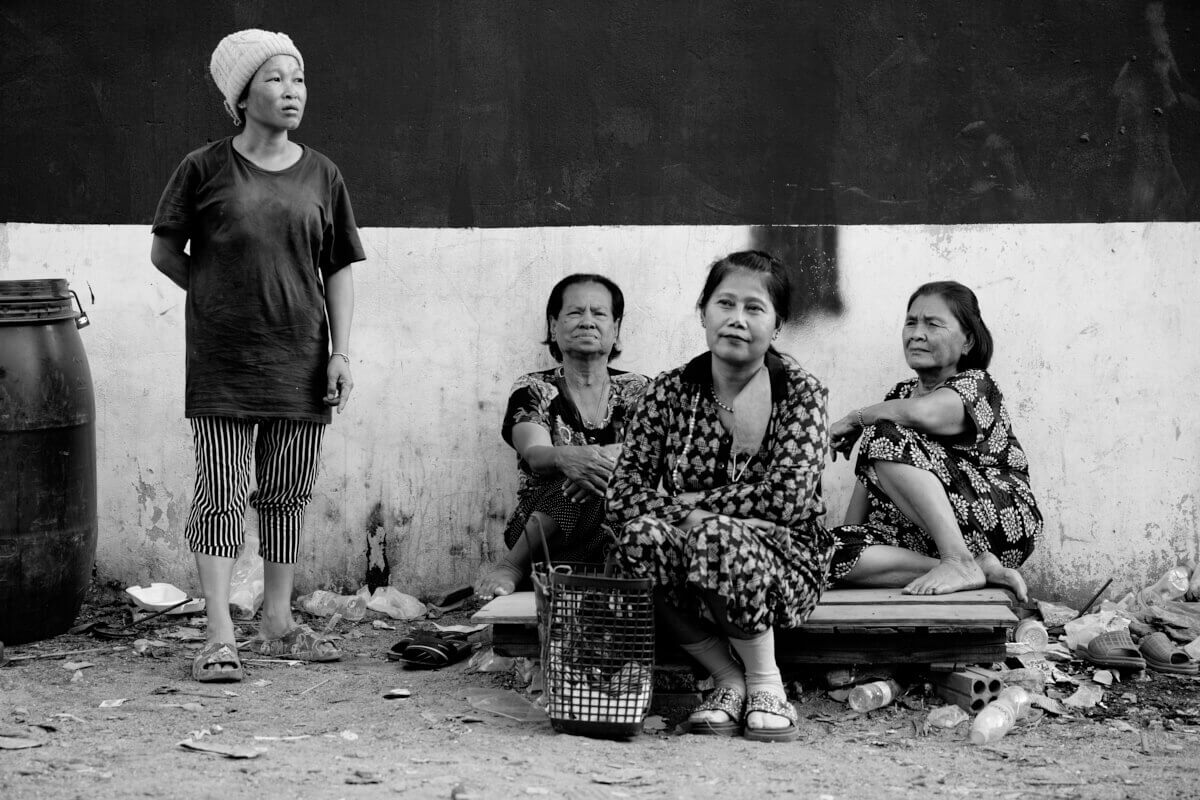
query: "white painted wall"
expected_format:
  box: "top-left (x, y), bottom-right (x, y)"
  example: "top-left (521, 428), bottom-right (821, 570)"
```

top-left (1, 222), bottom-right (1196, 606)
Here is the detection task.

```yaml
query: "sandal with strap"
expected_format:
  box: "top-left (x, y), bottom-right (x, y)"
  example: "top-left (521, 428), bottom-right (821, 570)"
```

top-left (192, 641), bottom-right (243, 683)
top-left (742, 689), bottom-right (800, 743)
top-left (684, 685), bottom-right (745, 736)
top-left (251, 624), bottom-right (342, 662)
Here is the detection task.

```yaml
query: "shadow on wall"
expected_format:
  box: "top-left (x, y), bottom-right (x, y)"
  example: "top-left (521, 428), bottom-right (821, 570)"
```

top-left (751, 226), bottom-right (843, 322)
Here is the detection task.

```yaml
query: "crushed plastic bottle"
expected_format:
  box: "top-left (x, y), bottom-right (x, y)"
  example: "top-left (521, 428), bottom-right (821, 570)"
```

top-left (968, 686), bottom-right (1031, 745)
top-left (1137, 566), bottom-right (1190, 606)
top-left (298, 588), bottom-right (368, 621)
top-left (228, 555), bottom-right (265, 620)
top-left (847, 679), bottom-right (902, 712)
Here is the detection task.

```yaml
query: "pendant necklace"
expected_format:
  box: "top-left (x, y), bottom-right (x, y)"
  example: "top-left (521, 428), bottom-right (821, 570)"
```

top-left (577, 374), bottom-right (611, 429)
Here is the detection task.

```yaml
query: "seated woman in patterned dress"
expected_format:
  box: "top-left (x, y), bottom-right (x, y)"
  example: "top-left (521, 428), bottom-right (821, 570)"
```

top-left (607, 251), bottom-right (833, 743)
top-left (477, 274), bottom-right (649, 599)
top-left (828, 281), bottom-right (1043, 601)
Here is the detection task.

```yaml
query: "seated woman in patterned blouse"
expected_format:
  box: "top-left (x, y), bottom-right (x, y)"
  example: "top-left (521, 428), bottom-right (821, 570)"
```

top-left (828, 281), bottom-right (1043, 602)
top-left (478, 274), bottom-right (649, 599)
top-left (607, 251), bottom-right (833, 743)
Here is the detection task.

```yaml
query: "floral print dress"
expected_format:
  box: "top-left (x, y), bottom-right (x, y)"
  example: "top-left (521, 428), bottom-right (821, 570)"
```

top-left (830, 369), bottom-right (1043, 580)
top-left (606, 352), bottom-right (834, 633)
top-left (502, 366), bottom-right (649, 561)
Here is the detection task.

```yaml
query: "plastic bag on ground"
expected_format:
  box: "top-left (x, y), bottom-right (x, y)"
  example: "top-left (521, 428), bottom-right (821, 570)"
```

top-left (1063, 609), bottom-right (1130, 652)
top-left (463, 688), bottom-right (547, 723)
top-left (366, 586), bottom-right (426, 620)
top-left (229, 554), bottom-right (265, 620)
top-left (468, 646), bottom-right (515, 673)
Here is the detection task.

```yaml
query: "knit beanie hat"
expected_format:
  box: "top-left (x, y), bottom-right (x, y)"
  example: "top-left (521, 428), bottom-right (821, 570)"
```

top-left (209, 29), bottom-right (305, 125)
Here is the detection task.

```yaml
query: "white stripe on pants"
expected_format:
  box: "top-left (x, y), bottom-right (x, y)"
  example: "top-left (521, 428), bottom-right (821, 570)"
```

top-left (185, 416), bottom-right (325, 563)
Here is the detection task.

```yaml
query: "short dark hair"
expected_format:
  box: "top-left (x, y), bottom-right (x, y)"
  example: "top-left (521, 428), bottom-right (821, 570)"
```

top-left (907, 280), bottom-right (993, 370)
top-left (696, 250), bottom-right (792, 325)
top-left (543, 274), bottom-right (625, 362)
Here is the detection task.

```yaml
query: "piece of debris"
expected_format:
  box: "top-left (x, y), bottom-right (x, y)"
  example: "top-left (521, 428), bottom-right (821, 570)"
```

top-left (99, 698), bottom-right (129, 708)
top-left (1063, 684), bottom-right (1104, 709)
top-left (346, 770), bottom-right (383, 785)
top-left (178, 738), bottom-right (262, 759)
top-left (1093, 670), bottom-right (1115, 686)
top-left (62, 661), bottom-right (94, 671)
top-left (371, 620), bottom-right (395, 630)
top-left (253, 734), bottom-right (310, 741)
top-left (340, 730), bottom-right (359, 741)
top-left (926, 705), bottom-right (970, 730)
top-left (0, 735), bottom-right (44, 750)
top-left (384, 688), bottom-right (411, 699)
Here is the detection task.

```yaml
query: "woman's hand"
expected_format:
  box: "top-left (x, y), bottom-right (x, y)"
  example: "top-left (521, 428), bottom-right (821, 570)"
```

top-left (324, 356), bottom-right (353, 413)
top-left (557, 445), bottom-right (617, 499)
top-left (829, 413), bottom-right (862, 461)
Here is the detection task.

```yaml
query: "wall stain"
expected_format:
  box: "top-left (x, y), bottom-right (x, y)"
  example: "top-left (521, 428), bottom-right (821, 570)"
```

top-left (364, 501), bottom-right (391, 592)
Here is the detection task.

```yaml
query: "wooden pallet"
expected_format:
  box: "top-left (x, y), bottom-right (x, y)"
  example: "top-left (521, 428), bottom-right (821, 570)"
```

top-left (471, 588), bottom-right (1016, 666)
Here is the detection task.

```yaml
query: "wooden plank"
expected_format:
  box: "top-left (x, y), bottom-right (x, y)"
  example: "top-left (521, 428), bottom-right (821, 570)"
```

top-left (803, 605), bottom-right (1015, 627)
top-left (474, 589), bottom-right (1015, 627)
top-left (818, 588), bottom-right (1013, 606)
top-left (471, 592), bottom-right (537, 624)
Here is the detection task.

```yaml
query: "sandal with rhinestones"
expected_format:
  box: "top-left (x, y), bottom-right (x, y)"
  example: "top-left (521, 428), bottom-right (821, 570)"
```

top-left (684, 685), bottom-right (745, 736)
top-left (742, 689), bottom-right (799, 743)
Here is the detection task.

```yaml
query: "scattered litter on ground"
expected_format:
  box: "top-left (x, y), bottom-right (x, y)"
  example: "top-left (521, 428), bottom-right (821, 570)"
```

top-left (926, 705), bottom-right (971, 729)
top-left (464, 688), bottom-right (547, 723)
top-left (178, 738), bottom-right (262, 759)
top-left (0, 735), bottom-right (44, 750)
top-left (61, 660), bottom-right (94, 671)
top-left (384, 688), bottom-right (412, 699)
top-left (98, 698), bottom-right (129, 708)
top-left (346, 770), bottom-right (382, 784)
top-left (1063, 684), bottom-right (1104, 709)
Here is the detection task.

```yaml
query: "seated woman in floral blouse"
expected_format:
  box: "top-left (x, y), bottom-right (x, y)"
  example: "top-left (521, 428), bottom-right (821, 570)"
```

top-left (478, 274), bottom-right (648, 599)
top-left (607, 251), bottom-right (833, 744)
top-left (828, 281), bottom-right (1043, 601)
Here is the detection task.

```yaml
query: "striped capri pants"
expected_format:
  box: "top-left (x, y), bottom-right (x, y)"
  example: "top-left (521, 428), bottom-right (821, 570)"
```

top-left (185, 416), bottom-right (325, 564)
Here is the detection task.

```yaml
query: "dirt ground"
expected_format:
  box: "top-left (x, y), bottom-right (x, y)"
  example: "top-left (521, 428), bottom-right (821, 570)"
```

top-left (3, 584), bottom-right (1199, 800)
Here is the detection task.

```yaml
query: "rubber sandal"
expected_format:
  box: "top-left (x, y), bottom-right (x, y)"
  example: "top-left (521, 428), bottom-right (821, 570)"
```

top-left (251, 624), bottom-right (342, 662)
top-left (1078, 629), bottom-right (1146, 671)
top-left (683, 686), bottom-right (744, 737)
top-left (1139, 631), bottom-right (1199, 675)
top-left (192, 641), bottom-right (243, 683)
top-left (742, 690), bottom-right (800, 743)
top-left (385, 637), bottom-right (414, 662)
top-left (398, 632), bottom-right (472, 669)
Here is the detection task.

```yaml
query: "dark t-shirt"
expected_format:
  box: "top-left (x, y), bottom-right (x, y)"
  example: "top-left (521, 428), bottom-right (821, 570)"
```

top-left (152, 138), bottom-right (365, 423)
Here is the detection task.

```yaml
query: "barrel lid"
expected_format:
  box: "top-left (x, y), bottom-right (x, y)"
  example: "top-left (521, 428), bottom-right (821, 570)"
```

top-left (0, 278), bottom-right (77, 323)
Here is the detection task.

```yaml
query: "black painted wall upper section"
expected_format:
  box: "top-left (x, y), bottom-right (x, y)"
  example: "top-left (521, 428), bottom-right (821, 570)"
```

top-left (2, 1), bottom-right (1198, 226)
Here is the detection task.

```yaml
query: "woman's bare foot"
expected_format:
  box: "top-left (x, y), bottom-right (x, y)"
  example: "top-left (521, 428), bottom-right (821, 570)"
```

top-left (477, 563), bottom-right (524, 600)
top-left (903, 555), bottom-right (985, 595)
top-left (975, 552), bottom-right (1028, 602)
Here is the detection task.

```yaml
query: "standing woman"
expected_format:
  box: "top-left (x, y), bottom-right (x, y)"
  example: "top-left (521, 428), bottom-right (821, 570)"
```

top-left (151, 30), bottom-right (365, 681)
top-left (607, 251), bottom-right (833, 743)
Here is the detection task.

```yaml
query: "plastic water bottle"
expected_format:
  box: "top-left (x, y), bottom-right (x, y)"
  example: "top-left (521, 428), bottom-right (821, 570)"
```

top-left (300, 589), bottom-right (368, 621)
top-left (847, 679), bottom-right (902, 712)
top-left (228, 556), bottom-right (265, 620)
top-left (1013, 618), bottom-right (1049, 651)
top-left (969, 686), bottom-right (1031, 745)
top-left (1137, 567), bottom-right (1189, 605)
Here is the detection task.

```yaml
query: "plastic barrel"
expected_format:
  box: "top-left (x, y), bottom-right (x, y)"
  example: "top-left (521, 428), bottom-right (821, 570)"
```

top-left (0, 279), bottom-right (95, 644)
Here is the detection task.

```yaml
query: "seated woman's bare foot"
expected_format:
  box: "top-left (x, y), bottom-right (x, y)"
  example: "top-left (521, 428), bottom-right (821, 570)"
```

top-left (975, 552), bottom-right (1028, 602)
top-left (903, 556), bottom-right (985, 595)
top-left (477, 564), bottom-right (523, 599)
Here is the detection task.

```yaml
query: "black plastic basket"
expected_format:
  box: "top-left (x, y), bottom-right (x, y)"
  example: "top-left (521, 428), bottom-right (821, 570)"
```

top-left (532, 537), bottom-right (655, 738)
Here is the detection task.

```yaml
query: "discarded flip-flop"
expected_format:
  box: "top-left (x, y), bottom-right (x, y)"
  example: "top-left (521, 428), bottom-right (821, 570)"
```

top-left (1139, 631), bottom-right (1199, 675)
top-left (385, 637), bottom-right (414, 662)
top-left (397, 632), bottom-right (472, 669)
top-left (1079, 629), bottom-right (1146, 671)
